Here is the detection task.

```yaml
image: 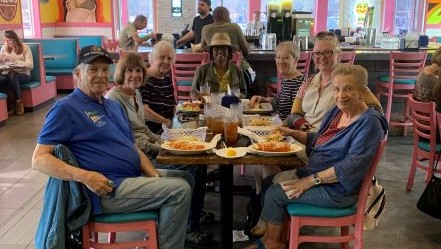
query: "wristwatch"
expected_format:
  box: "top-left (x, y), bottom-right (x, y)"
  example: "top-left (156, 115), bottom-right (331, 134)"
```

top-left (313, 173), bottom-right (322, 185)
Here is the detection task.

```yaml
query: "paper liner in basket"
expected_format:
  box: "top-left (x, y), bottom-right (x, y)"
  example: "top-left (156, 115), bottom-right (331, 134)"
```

top-left (161, 124), bottom-right (208, 142)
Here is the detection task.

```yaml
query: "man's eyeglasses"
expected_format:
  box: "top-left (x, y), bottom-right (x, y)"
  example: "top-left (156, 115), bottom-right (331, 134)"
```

top-left (312, 50), bottom-right (334, 59)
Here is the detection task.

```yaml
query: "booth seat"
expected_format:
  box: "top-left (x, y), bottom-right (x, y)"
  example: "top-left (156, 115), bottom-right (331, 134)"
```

top-left (23, 38), bottom-right (79, 90)
top-left (54, 35), bottom-right (106, 48)
top-left (21, 43), bottom-right (57, 111)
top-left (0, 93), bottom-right (7, 126)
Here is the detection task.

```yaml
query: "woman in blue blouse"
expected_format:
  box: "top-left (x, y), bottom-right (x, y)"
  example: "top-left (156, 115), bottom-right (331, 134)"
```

top-left (243, 64), bottom-right (388, 249)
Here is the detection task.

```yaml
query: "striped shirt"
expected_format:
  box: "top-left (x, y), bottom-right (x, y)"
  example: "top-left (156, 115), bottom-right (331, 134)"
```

top-left (138, 75), bottom-right (176, 134)
top-left (274, 74), bottom-right (306, 120)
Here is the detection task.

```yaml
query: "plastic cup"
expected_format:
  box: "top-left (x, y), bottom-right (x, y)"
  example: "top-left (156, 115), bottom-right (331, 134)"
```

top-left (224, 116), bottom-right (239, 147)
top-left (211, 106), bottom-right (225, 135)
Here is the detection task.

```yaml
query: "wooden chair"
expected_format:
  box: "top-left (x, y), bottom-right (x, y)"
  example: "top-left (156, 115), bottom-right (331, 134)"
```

top-left (406, 94), bottom-right (441, 191)
top-left (286, 138), bottom-right (387, 249)
top-left (82, 211), bottom-right (158, 249)
top-left (375, 51), bottom-right (427, 135)
top-left (172, 53), bottom-right (206, 101)
top-left (266, 52), bottom-right (311, 97)
top-left (339, 51), bottom-right (356, 64)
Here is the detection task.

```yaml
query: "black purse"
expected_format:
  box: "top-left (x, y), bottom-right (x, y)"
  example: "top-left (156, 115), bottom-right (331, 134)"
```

top-left (416, 153), bottom-right (441, 219)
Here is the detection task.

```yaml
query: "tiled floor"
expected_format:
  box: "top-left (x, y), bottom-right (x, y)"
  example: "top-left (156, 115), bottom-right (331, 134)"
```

top-left (1, 100), bottom-right (441, 249)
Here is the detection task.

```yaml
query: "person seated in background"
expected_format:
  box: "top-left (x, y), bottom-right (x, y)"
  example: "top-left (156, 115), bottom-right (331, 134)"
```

top-left (0, 29), bottom-right (33, 115)
top-left (32, 45), bottom-right (191, 249)
top-left (249, 41), bottom-right (306, 121)
top-left (243, 64), bottom-right (388, 249)
top-left (138, 41), bottom-right (176, 134)
top-left (246, 10), bottom-right (265, 34)
top-left (192, 32), bottom-right (247, 100)
top-left (118, 15), bottom-right (157, 51)
top-left (415, 46), bottom-right (441, 102)
top-left (200, 6), bottom-right (255, 97)
top-left (106, 52), bottom-right (214, 246)
top-left (285, 31), bottom-right (382, 132)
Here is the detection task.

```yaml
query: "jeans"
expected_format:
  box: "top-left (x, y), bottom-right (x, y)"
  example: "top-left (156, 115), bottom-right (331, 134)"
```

top-left (262, 172), bottom-right (357, 224)
top-left (101, 176), bottom-right (192, 249)
top-left (153, 159), bottom-right (207, 230)
top-left (0, 71), bottom-right (31, 99)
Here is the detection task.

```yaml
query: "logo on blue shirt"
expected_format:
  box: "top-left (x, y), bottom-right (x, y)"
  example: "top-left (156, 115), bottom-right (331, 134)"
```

top-left (84, 110), bottom-right (106, 127)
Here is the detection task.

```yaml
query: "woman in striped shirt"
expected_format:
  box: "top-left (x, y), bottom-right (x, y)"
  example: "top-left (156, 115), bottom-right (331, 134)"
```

top-left (138, 41), bottom-right (176, 134)
top-left (249, 41), bottom-right (305, 120)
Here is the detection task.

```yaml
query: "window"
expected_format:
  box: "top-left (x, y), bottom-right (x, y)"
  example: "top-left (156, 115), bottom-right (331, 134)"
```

top-left (21, 0), bottom-right (34, 38)
top-left (127, 0), bottom-right (154, 34)
top-left (202, 0), bottom-right (248, 30)
top-left (394, 0), bottom-right (416, 34)
top-left (327, 0), bottom-right (339, 30)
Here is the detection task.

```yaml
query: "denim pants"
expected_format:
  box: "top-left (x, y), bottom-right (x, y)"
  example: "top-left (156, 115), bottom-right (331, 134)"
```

top-left (0, 71), bottom-right (31, 99)
top-left (262, 171), bottom-right (357, 224)
top-left (153, 159), bottom-right (207, 230)
top-left (101, 176), bottom-right (192, 249)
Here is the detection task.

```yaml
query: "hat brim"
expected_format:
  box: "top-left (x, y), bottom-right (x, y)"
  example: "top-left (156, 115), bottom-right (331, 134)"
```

top-left (203, 44), bottom-right (238, 52)
top-left (78, 54), bottom-right (114, 66)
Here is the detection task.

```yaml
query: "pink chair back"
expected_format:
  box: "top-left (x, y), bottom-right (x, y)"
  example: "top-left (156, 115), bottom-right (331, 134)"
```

top-left (296, 52), bottom-right (312, 77)
top-left (339, 51), bottom-right (356, 65)
top-left (389, 51), bottom-right (427, 84)
top-left (172, 53), bottom-right (206, 101)
top-left (288, 138), bottom-right (387, 249)
top-left (406, 94), bottom-right (441, 190)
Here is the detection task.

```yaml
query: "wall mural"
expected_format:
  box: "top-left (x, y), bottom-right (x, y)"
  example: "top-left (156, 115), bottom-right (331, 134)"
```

top-left (0, 0), bottom-right (21, 24)
top-left (40, 0), bottom-right (110, 23)
top-left (427, 0), bottom-right (441, 25)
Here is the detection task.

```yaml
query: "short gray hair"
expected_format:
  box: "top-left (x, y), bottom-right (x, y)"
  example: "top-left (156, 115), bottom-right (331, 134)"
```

top-left (331, 64), bottom-right (368, 88)
top-left (148, 41), bottom-right (176, 64)
top-left (275, 41), bottom-right (299, 60)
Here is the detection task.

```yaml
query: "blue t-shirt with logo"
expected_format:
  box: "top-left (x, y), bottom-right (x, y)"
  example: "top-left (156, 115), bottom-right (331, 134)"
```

top-left (38, 88), bottom-right (140, 213)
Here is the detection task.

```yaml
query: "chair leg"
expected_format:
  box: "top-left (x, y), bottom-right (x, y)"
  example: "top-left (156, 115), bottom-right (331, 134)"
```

top-left (385, 90), bottom-right (393, 123)
top-left (288, 217), bottom-right (300, 249)
top-left (406, 149), bottom-right (418, 191)
top-left (108, 231), bottom-right (116, 243)
top-left (240, 164), bottom-right (245, 176)
top-left (82, 225), bottom-right (91, 248)
top-left (340, 226), bottom-right (349, 249)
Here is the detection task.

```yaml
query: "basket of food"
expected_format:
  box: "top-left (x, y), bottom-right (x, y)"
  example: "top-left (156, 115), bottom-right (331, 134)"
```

top-left (161, 125), bottom-right (208, 142)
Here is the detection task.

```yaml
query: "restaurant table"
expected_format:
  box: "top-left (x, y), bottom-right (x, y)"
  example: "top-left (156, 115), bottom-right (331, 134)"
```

top-left (156, 142), bottom-right (304, 249)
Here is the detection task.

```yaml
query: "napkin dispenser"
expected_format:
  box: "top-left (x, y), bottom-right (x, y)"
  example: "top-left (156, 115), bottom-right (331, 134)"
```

top-left (221, 94), bottom-right (240, 108)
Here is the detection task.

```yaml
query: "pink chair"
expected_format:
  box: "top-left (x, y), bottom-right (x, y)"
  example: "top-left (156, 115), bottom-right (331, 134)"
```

top-left (406, 94), bottom-right (441, 191)
top-left (172, 53), bottom-right (206, 101)
top-left (376, 51), bottom-right (427, 135)
top-left (82, 211), bottom-right (158, 249)
top-left (0, 93), bottom-right (7, 126)
top-left (287, 138), bottom-right (387, 249)
top-left (266, 52), bottom-right (311, 97)
top-left (339, 51), bottom-right (356, 64)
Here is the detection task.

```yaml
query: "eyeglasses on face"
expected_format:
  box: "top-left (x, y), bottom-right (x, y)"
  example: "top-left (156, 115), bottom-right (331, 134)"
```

top-left (312, 50), bottom-right (334, 59)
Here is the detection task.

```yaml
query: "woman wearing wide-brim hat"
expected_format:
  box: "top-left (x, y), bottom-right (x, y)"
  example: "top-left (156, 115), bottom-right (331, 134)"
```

top-left (191, 32), bottom-right (247, 100)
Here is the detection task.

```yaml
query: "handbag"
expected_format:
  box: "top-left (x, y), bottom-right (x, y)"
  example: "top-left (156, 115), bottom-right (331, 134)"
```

top-left (416, 153), bottom-right (441, 219)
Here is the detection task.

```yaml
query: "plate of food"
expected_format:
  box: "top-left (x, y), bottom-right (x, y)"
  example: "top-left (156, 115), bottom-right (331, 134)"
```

top-left (161, 140), bottom-right (215, 155)
top-left (243, 102), bottom-right (273, 114)
top-left (243, 116), bottom-right (273, 126)
top-left (215, 147), bottom-right (247, 158)
top-left (248, 142), bottom-right (302, 156)
top-left (177, 101), bottom-right (202, 113)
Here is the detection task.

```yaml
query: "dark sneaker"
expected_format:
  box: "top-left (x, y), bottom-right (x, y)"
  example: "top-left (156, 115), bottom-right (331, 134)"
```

top-left (199, 210), bottom-right (215, 224)
top-left (185, 229), bottom-right (213, 246)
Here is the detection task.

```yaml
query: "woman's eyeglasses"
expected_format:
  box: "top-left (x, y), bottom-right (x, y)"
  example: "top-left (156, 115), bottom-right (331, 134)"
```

top-left (312, 50), bottom-right (334, 59)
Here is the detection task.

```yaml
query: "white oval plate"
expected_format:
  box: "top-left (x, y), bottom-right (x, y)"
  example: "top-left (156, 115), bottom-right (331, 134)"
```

top-left (161, 141), bottom-right (215, 155)
top-left (247, 144), bottom-right (303, 156)
top-left (215, 147), bottom-right (247, 158)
